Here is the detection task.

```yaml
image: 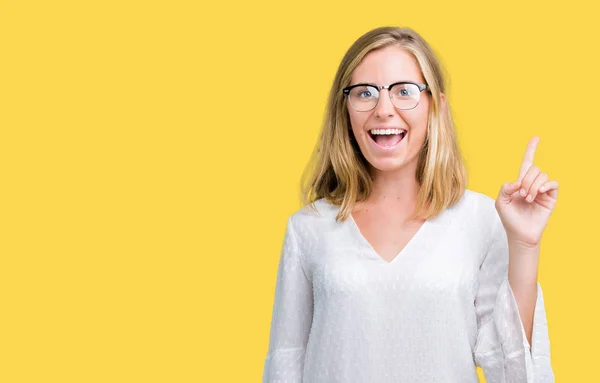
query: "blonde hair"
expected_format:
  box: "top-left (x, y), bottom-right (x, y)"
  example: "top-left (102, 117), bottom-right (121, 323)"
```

top-left (300, 26), bottom-right (467, 222)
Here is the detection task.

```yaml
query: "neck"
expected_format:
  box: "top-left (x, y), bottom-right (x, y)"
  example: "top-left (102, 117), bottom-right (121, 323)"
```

top-left (365, 162), bottom-right (420, 214)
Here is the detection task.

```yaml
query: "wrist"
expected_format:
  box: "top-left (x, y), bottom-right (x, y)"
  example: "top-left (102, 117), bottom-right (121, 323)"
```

top-left (507, 237), bottom-right (541, 252)
top-left (507, 240), bottom-right (540, 284)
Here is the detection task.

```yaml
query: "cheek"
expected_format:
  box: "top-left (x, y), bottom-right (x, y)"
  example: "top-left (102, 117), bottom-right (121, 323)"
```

top-left (417, 99), bottom-right (431, 126)
top-left (406, 106), bottom-right (430, 135)
top-left (414, 112), bottom-right (429, 132)
top-left (348, 110), bottom-right (367, 135)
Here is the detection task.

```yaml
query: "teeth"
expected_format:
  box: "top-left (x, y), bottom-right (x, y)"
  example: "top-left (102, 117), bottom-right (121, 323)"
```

top-left (369, 128), bottom-right (406, 135)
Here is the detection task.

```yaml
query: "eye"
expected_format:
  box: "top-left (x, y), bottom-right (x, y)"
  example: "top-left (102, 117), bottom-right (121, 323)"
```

top-left (350, 85), bottom-right (377, 99)
top-left (393, 84), bottom-right (417, 98)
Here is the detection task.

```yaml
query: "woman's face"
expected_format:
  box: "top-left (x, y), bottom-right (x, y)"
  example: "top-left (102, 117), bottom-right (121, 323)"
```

top-left (347, 45), bottom-right (441, 175)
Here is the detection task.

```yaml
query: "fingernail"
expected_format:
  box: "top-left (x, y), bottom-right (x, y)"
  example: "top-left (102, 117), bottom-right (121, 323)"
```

top-left (540, 186), bottom-right (546, 192)
top-left (526, 194), bottom-right (533, 202)
top-left (520, 188), bottom-right (527, 196)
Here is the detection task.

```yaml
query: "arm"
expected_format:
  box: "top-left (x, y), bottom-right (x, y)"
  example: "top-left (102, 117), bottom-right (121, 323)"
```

top-left (473, 215), bottom-right (554, 382)
top-left (507, 239), bottom-right (542, 350)
top-left (262, 216), bottom-right (313, 383)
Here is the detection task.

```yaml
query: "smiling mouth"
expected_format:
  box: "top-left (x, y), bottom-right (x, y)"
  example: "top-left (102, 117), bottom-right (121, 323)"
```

top-left (368, 128), bottom-right (407, 149)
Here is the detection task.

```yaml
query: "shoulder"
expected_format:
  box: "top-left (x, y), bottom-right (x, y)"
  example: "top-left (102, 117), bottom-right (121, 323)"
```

top-left (450, 189), bottom-right (502, 232)
top-left (462, 189), bottom-right (506, 244)
top-left (289, 197), bottom-right (339, 222)
top-left (463, 189), bottom-right (498, 216)
top-left (286, 198), bottom-right (342, 242)
top-left (452, 189), bottom-right (496, 216)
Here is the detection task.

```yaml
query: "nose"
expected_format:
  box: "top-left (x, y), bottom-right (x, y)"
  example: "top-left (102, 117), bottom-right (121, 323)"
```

top-left (374, 89), bottom-right (395, 118)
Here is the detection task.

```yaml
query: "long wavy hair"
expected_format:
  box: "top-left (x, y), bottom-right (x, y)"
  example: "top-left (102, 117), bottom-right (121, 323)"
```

top-left (300, 26), bottom-right (467, 222)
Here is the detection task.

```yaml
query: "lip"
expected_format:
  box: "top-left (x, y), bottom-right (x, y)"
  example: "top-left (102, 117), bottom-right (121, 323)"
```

top-left (367, 129), bottom-right (407, 151)
top-left (369, 126), bottom-right (406, 132)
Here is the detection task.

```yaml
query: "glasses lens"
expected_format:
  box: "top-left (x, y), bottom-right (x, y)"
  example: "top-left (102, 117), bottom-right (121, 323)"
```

top-left (390, 83), bottom-right (420, 110)
top-left (348, 85), bottom-right (378, 111)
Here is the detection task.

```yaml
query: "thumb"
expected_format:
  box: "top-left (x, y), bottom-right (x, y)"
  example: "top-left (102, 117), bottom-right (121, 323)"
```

top-left (497, 181), bottom-right (521, 204)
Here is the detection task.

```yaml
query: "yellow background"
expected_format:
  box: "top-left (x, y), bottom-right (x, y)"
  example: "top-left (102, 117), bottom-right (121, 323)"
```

top-left (1, 0), bottom-right (598, 381)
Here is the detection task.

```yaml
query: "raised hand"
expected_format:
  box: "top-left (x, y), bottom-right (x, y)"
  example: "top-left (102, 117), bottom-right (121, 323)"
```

top-left (495, 137), bottom-right (559, 246)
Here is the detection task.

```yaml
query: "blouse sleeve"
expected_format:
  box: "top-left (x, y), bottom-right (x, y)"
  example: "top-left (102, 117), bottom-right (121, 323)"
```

top-left (473, 212), bottom-right (555, 382)
top-left (262, 216), bottom-right (314, 383)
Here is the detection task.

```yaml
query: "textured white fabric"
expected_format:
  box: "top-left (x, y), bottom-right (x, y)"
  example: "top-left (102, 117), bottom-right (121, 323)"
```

top-left (263, 189), bottom-right (554, 383)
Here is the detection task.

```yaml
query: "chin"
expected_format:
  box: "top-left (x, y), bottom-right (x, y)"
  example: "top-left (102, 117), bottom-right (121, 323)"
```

top-left (367, 156), bottom-right (415, 173)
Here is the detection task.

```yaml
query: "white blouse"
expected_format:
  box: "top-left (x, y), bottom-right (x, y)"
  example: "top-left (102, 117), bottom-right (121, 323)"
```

top-left (262, 189), bottom-right (554, 382)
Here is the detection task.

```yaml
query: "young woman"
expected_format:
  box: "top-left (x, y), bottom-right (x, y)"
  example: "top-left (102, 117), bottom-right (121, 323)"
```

top-left (263, 26), bottom-right (557, 383)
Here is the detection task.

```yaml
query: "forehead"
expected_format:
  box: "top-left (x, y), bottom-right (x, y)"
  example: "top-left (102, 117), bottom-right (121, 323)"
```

top-left (351, 45), bottom-right (424, 84)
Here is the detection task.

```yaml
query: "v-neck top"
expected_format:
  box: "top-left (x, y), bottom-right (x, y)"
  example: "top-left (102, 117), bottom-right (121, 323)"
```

top-left (348, 209), bottom-right (430, 265)
top-left (262, 189), bottom-right (555, 382)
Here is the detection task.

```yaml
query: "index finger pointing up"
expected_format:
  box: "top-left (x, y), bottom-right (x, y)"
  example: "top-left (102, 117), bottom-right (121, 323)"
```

top-left (518, 136), bottom-right (540, 181)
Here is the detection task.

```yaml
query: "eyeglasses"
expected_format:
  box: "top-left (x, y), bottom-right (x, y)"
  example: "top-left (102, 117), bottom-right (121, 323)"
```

top-left (342, 81), bottom-right (429, 112)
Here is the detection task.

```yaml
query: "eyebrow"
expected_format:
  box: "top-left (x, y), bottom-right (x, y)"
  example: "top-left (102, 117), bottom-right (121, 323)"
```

top-left (351, 80), bottom-right (418, 86)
